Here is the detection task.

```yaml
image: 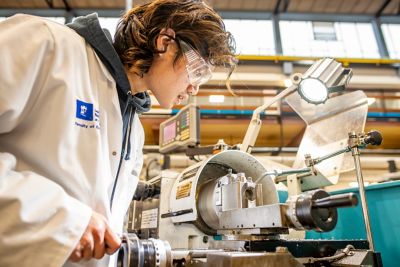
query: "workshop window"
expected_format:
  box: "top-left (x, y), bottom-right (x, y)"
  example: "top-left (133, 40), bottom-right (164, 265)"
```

top-left (382, 24), bottom-right (400, 59)
top-left (223, 19), bottom-right (276, 56)
top-left (98, 17), bottom-right (120, 40)
top-left (46, 17), bottom-right (66, 24)
top-left (280, 21), bottom-right (380, 59)
top-left (313, 22), bottom-right (337, 41)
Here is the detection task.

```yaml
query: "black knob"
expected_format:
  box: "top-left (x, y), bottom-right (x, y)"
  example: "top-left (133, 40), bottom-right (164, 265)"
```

top-left (364, 130), bottom-right (383, 146)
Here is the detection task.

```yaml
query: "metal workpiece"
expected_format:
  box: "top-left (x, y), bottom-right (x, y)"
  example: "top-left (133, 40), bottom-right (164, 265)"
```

top-left (284, 190), bottom-right (359, 232)
top-left (312, 193), bottom-right (358, 209)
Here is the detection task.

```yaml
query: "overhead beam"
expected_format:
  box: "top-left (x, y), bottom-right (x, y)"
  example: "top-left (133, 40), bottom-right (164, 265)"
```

top-left (62, 0), bottom-right (71, 11)
top-left (375, 0), bottom-right (391, 18)
top-left (1, 9), bottom-right (399, 24)
top-left (272, 14), bottom-right (283, 55)
top-left (219, 11), bottom-right (375, 22)
top-left (274, 0), bottom-right (283, 15)
top-left (371, 18), bottom-right (390, 58)
top-left (398, 0), bottom-right (400, 15)
top-left (282, 0), bottom-right (291, 13)
top-left (44, 0), bottom-right (54, 9)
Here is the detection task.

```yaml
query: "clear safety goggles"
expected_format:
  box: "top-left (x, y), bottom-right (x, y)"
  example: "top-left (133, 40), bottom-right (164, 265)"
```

top-left (178, 40), bottom-right (213, 88)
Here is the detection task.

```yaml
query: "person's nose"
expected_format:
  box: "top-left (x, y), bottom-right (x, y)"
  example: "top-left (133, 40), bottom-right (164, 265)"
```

top-left (187, 85), bottom-right (199, 96)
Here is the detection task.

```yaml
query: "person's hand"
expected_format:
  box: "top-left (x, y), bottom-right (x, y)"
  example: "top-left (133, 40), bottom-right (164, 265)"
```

top-left (69, 211), bottom-right (121, 262)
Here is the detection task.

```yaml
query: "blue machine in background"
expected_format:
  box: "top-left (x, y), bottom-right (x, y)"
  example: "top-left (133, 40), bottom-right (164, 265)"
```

top-left (279, 180), bottom-right (400, 267)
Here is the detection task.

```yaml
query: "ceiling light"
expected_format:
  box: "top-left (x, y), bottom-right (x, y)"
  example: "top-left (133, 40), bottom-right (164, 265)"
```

top-left (209, 95), bottom-right (225, 103)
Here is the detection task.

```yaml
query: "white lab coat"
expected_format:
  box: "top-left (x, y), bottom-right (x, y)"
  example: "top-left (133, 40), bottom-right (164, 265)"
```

top-left (0, 15), bottom-right (144, 267)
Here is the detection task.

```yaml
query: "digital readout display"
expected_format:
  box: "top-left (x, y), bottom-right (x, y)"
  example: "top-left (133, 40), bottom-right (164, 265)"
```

top-left (163, 121), bottom-right (176, 142)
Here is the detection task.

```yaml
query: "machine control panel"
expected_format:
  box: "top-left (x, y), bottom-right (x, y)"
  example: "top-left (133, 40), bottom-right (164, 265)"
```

top-left (159, 104), bottom-right (200, 154)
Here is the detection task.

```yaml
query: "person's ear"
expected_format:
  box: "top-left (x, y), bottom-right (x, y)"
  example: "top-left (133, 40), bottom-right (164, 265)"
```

top-left (156, 28), bottom-right (176, 53)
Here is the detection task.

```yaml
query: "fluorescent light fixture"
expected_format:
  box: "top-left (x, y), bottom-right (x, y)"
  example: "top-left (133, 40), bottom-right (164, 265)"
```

top-left (209, 95), bottom-right (225, 103)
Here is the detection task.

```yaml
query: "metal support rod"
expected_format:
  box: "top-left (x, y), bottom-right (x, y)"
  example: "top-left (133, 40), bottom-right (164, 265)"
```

top-left (349, 133), bottom-right (375, 251)
top-left (241, 85), bottom-right (297, 153)
top-left (255, 167), bottom-right (311, 183)
top-left (375, 0), bottom-right (391, 18)
top-left (171, 249), bottom-right (221, 260)
top-left (272, 14), bottom-right (283, 55)
top-left (371, 18), bottom-right (390, 58)
top-left (313, 147), bottom-right (351, 165)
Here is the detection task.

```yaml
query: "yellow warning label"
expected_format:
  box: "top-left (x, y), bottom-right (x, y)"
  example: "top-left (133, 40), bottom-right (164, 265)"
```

top-left (176, 181), bottom-right (192, 199)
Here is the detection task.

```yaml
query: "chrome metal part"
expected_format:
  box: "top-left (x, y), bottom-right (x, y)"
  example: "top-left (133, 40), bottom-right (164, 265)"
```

top-left (197, 176), bottom-right (226, 230)
top-left (171, 249), bottom-right (222, 262)
top-left (150, 238), bottom-right (172, 267)
top-left (117, 234), bottom-right (172, 267)
top-left (285, 190), bottom-right (338, 232)
top-left (349, 132), bottom-right (375, 251)
top-left (217, 231), bottom-right (284, 241)
top-left (219, 203), bottom-right (286, 230)
top-left (170, 150), bottom-right (279, 227)
top-left (221, 174), bottom-right (259, 211)
top-left (286, 90), bottom-right (368, 191)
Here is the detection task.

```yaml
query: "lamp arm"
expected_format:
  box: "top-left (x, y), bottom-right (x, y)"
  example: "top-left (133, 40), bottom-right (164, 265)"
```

top-left (240, 85), bottom-right (298, 153)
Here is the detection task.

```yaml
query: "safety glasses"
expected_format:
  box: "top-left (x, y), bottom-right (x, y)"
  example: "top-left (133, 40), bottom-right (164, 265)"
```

top-left (178, 40), bottom-right (213, 88)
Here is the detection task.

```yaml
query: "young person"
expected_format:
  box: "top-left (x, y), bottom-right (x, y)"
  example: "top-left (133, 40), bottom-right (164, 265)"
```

top-left (0, 0), bottom-right (235, 266)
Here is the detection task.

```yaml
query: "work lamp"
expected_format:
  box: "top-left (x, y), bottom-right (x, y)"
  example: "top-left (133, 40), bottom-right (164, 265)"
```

top-left (241, 58), bottom-right (353, 153)
top-left (297, 58), bottom-right (352, 104)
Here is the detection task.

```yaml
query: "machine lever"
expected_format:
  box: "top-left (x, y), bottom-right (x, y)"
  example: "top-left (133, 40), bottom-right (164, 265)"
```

top-left (363, 130), bottom-right (383, 146)
top-left (312, 193), bottom-right (358, 209)
top-left (161, 208), bottom-right (193, 218)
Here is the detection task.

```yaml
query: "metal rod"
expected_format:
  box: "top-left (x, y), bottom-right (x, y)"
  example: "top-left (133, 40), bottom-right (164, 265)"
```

top-left (255, 167), bottom-right (311, 183)
top-left (171, 249), bottom-right (221, 260)
top-left (351, 145), bottom-right (375, 251)
top-left (313, 147), bottom-right (351, 164)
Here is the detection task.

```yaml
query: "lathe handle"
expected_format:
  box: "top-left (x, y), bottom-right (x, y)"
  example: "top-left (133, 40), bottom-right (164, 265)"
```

top-left (312, 193), bottom-right (358, 209)
top-left (364, 130), bottom-right (383, 146)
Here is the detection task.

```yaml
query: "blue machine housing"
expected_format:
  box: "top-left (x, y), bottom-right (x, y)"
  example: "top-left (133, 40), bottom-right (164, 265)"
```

top-left (298, 181), bottom-right (400, 267)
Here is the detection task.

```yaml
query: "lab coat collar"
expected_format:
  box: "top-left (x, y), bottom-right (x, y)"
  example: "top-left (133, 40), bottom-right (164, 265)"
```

top-left (66, 13), bottom-right (151, 114)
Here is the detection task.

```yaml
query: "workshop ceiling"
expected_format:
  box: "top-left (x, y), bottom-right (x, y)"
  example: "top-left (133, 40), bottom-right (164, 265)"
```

top-left (1, 0), bottom-right (399, 16)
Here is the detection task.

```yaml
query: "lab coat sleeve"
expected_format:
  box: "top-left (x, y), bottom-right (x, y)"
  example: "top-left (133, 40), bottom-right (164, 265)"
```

top-left (0, 15), bottom-right (92, 267)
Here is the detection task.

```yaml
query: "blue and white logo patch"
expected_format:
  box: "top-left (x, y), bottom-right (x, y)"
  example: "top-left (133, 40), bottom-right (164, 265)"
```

top-left (76, 99), bottom-right (93, 121)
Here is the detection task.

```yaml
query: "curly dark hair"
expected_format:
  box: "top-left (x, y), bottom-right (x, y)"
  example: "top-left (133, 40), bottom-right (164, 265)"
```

top-left (113, 0), bottom-right (236, 76)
